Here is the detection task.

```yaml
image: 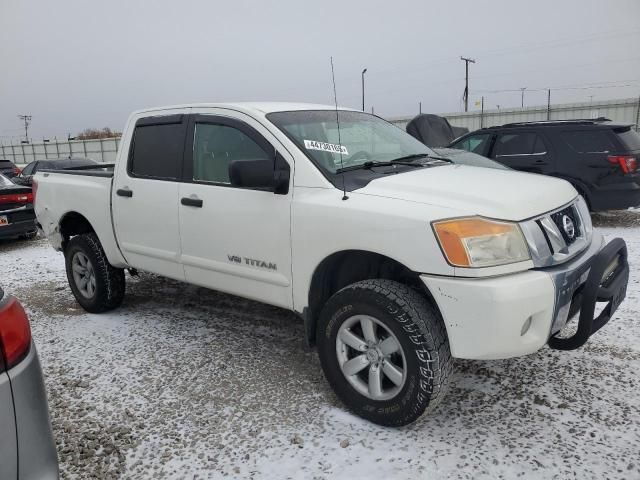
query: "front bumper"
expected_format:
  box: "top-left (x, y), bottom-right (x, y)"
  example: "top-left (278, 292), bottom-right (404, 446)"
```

top-left (590, 177), bottom-right (640, 211)
top-left (422, 231), bottom-right (629, 360)
top-left (0, 205), bottom-right (37, 239)
top-left (0, 218), bottom-right (37, 239)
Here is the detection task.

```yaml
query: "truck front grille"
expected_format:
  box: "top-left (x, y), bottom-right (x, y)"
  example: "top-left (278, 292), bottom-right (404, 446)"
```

top-left (550, 205), bottom-right (581, 245)
top-left (520, 196), bottom-right (592, 268)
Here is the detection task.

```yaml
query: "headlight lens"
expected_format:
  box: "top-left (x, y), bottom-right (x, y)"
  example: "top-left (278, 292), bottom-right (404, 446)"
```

top-left (433, 217), bottom-right (530, 267)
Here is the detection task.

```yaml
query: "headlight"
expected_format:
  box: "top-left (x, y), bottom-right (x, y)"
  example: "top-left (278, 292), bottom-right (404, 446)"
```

top-left (432, 217), bottom-right (530, 267)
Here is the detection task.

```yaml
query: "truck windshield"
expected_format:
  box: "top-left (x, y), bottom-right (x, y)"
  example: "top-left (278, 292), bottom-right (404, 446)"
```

top-left (267, 110), bottom-right (435, 175)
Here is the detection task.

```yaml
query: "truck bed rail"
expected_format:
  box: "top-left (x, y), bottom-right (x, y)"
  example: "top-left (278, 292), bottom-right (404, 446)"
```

top-left (39, 164), bottom-right (115, 178)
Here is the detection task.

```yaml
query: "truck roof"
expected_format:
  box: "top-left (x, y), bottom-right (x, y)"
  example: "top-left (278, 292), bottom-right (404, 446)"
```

top-left (131, 102), bottom-right (359, 117)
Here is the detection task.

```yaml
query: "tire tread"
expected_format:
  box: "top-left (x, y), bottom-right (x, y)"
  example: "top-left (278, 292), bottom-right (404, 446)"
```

top-left (65, 233), bottom-right (125, 313)
top-left (318, 279), bottom-right (452, 426)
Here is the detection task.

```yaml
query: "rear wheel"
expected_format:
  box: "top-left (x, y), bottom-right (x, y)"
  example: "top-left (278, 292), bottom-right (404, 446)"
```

top-left (64, 233), bottom-right (125, 313)
top-left (317, 279), bottom-right (452, 426)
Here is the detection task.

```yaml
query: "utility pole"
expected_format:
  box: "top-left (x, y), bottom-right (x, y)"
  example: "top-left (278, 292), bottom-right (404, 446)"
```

top-left (460, 56), bottom-right (475, 112)
top-left (18, 115), bottom-right (32, 142)
top-left (480, 96), bottom-right (484, 128)
top-left (547, 89), bottom-right (551, 120)
top-left (419, 101), bottom-right (422, 114)
top-left (361, 68), bottom-right (367, 111)
top-left (520, 87), bottom-right (526, 108)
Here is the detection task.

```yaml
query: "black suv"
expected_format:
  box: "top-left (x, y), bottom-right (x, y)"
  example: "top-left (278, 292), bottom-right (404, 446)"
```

top-left (450, 119), bottom-right (640, 211)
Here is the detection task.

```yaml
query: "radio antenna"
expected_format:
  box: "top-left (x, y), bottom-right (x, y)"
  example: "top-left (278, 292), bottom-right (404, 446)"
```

top-left (330, 56), bottom-right (348, 201)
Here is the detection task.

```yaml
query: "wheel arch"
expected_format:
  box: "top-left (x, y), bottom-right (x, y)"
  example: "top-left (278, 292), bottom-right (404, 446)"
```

top-left (303, 249), bottom-right (434, 347)
top-left (58, 211), bottom-right (96, 248)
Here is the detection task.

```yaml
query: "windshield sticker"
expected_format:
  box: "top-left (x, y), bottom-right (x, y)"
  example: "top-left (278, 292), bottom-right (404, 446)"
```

top-left (304, 140), bottom-right (349, 155)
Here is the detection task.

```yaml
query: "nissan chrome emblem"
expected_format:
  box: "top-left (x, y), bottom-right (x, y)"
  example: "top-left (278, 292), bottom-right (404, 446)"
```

top-left (562, 214), bottom-right (576, 240)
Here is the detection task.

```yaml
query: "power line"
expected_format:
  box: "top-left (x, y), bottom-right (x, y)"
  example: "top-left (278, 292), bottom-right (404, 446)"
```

top-left (472, 80), bottom-right (640, 95)
top-left (370, 28), bottom-right (640, 78)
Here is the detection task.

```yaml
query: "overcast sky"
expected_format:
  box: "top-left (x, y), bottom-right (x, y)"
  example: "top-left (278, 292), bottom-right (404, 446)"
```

top-left (1, 0), bottom-right (639, 140)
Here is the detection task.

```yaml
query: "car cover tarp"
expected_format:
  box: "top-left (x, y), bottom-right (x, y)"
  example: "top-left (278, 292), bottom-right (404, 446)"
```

top-left (406, 114), bottom-right (464, 147)
top-left (451, 125), bottom-right (469, 139)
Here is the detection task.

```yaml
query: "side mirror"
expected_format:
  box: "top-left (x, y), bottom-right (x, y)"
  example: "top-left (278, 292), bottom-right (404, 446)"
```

top-left (229, 159), bottom-right (275, 190)
top-left (228, 154), bottom-right (290, 195)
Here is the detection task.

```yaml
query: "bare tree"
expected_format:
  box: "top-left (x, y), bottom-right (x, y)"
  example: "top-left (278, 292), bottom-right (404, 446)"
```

top-left (75, 127), bottom-right (121, 140)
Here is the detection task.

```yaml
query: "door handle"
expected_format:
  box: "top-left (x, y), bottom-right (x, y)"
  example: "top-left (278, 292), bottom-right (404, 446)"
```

top-left (181, 197), bottom-right (203, 208)
top-left (116, 188), bottom-right (133, 197)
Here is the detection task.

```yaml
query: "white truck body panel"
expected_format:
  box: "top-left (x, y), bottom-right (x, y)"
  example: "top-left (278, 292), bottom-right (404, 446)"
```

top-left (35, 102), bottom-right (602, 360)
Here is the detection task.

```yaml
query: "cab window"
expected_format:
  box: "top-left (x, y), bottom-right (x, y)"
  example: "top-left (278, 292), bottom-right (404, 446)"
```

top-left (20, 162), bottom-right (37, 176)
top-left (129, 116), bottom-right (186, 180)
top-left (192, 123), bottom-right (271, 184)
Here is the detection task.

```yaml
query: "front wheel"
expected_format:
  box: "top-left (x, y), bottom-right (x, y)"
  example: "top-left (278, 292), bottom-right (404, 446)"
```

top-left (64, 233), bottom-right (125, 313)
top-left (317, 279), bottom-right (452, 426)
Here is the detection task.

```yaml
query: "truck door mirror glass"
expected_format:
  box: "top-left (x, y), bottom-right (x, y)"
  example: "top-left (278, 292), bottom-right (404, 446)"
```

top-left (229, 159), bottom-right (276, 191)
top-left (228, 154), bottom-right (291, 194)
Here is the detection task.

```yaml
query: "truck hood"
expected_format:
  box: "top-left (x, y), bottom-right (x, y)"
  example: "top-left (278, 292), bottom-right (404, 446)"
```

top-left (354, 164), bottom-right (577, 221)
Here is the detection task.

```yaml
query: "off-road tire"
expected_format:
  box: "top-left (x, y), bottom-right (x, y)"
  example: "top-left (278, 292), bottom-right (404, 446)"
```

top-left (317, 279), bottom-right (452, 427)
top-left (64, 233), bottom-right (125, 313)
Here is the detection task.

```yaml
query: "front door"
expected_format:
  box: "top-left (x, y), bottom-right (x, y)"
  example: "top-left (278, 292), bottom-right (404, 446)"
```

top-left (112, 113), bottom-right (187, 280)
top-left (178, 113), bottom-right (293, 308)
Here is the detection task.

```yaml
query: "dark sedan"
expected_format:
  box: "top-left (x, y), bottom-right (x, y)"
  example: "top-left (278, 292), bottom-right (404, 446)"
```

top-left (0, 173), bottom-right (37, 240)
top-left (12, 158), bottom-right (98, 187)
top-left (0, 159), bottom-right (21, 179)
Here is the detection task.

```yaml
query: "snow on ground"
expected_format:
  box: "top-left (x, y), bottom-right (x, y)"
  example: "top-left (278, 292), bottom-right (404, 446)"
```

top-left (1, 211), bottom-right (639, 479)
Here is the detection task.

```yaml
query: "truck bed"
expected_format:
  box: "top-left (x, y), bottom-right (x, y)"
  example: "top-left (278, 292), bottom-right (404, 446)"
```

top-left (33, 168), bottom-right (127, 267)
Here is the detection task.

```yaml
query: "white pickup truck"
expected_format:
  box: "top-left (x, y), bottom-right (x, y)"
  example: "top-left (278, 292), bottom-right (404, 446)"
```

top-left (34, 103), bottom-right (629, 426)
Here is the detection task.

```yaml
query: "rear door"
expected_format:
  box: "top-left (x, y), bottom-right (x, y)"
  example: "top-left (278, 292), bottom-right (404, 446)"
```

top-left (112, 113), bottom-right (188, 280)
top-left (557, 128), bottom-right (622, 188)
top-left (178, 112), bottom-right (293, 308)
top-left (490, 130), bottom-right (551, 173)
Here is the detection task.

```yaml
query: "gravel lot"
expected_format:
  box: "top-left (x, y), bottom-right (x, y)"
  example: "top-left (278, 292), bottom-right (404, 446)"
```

top-left (1, 211), bottom-right (639, 479)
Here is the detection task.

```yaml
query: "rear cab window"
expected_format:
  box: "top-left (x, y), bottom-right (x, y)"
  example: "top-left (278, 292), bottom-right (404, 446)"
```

top-left (128, 115), bottom-right (187, 180)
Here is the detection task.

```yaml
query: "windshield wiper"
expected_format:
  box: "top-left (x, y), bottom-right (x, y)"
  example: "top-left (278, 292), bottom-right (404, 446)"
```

top-left (336, 160), bottom-right (425, 174)
top-left (391, 153), bottom-right (453, 164)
